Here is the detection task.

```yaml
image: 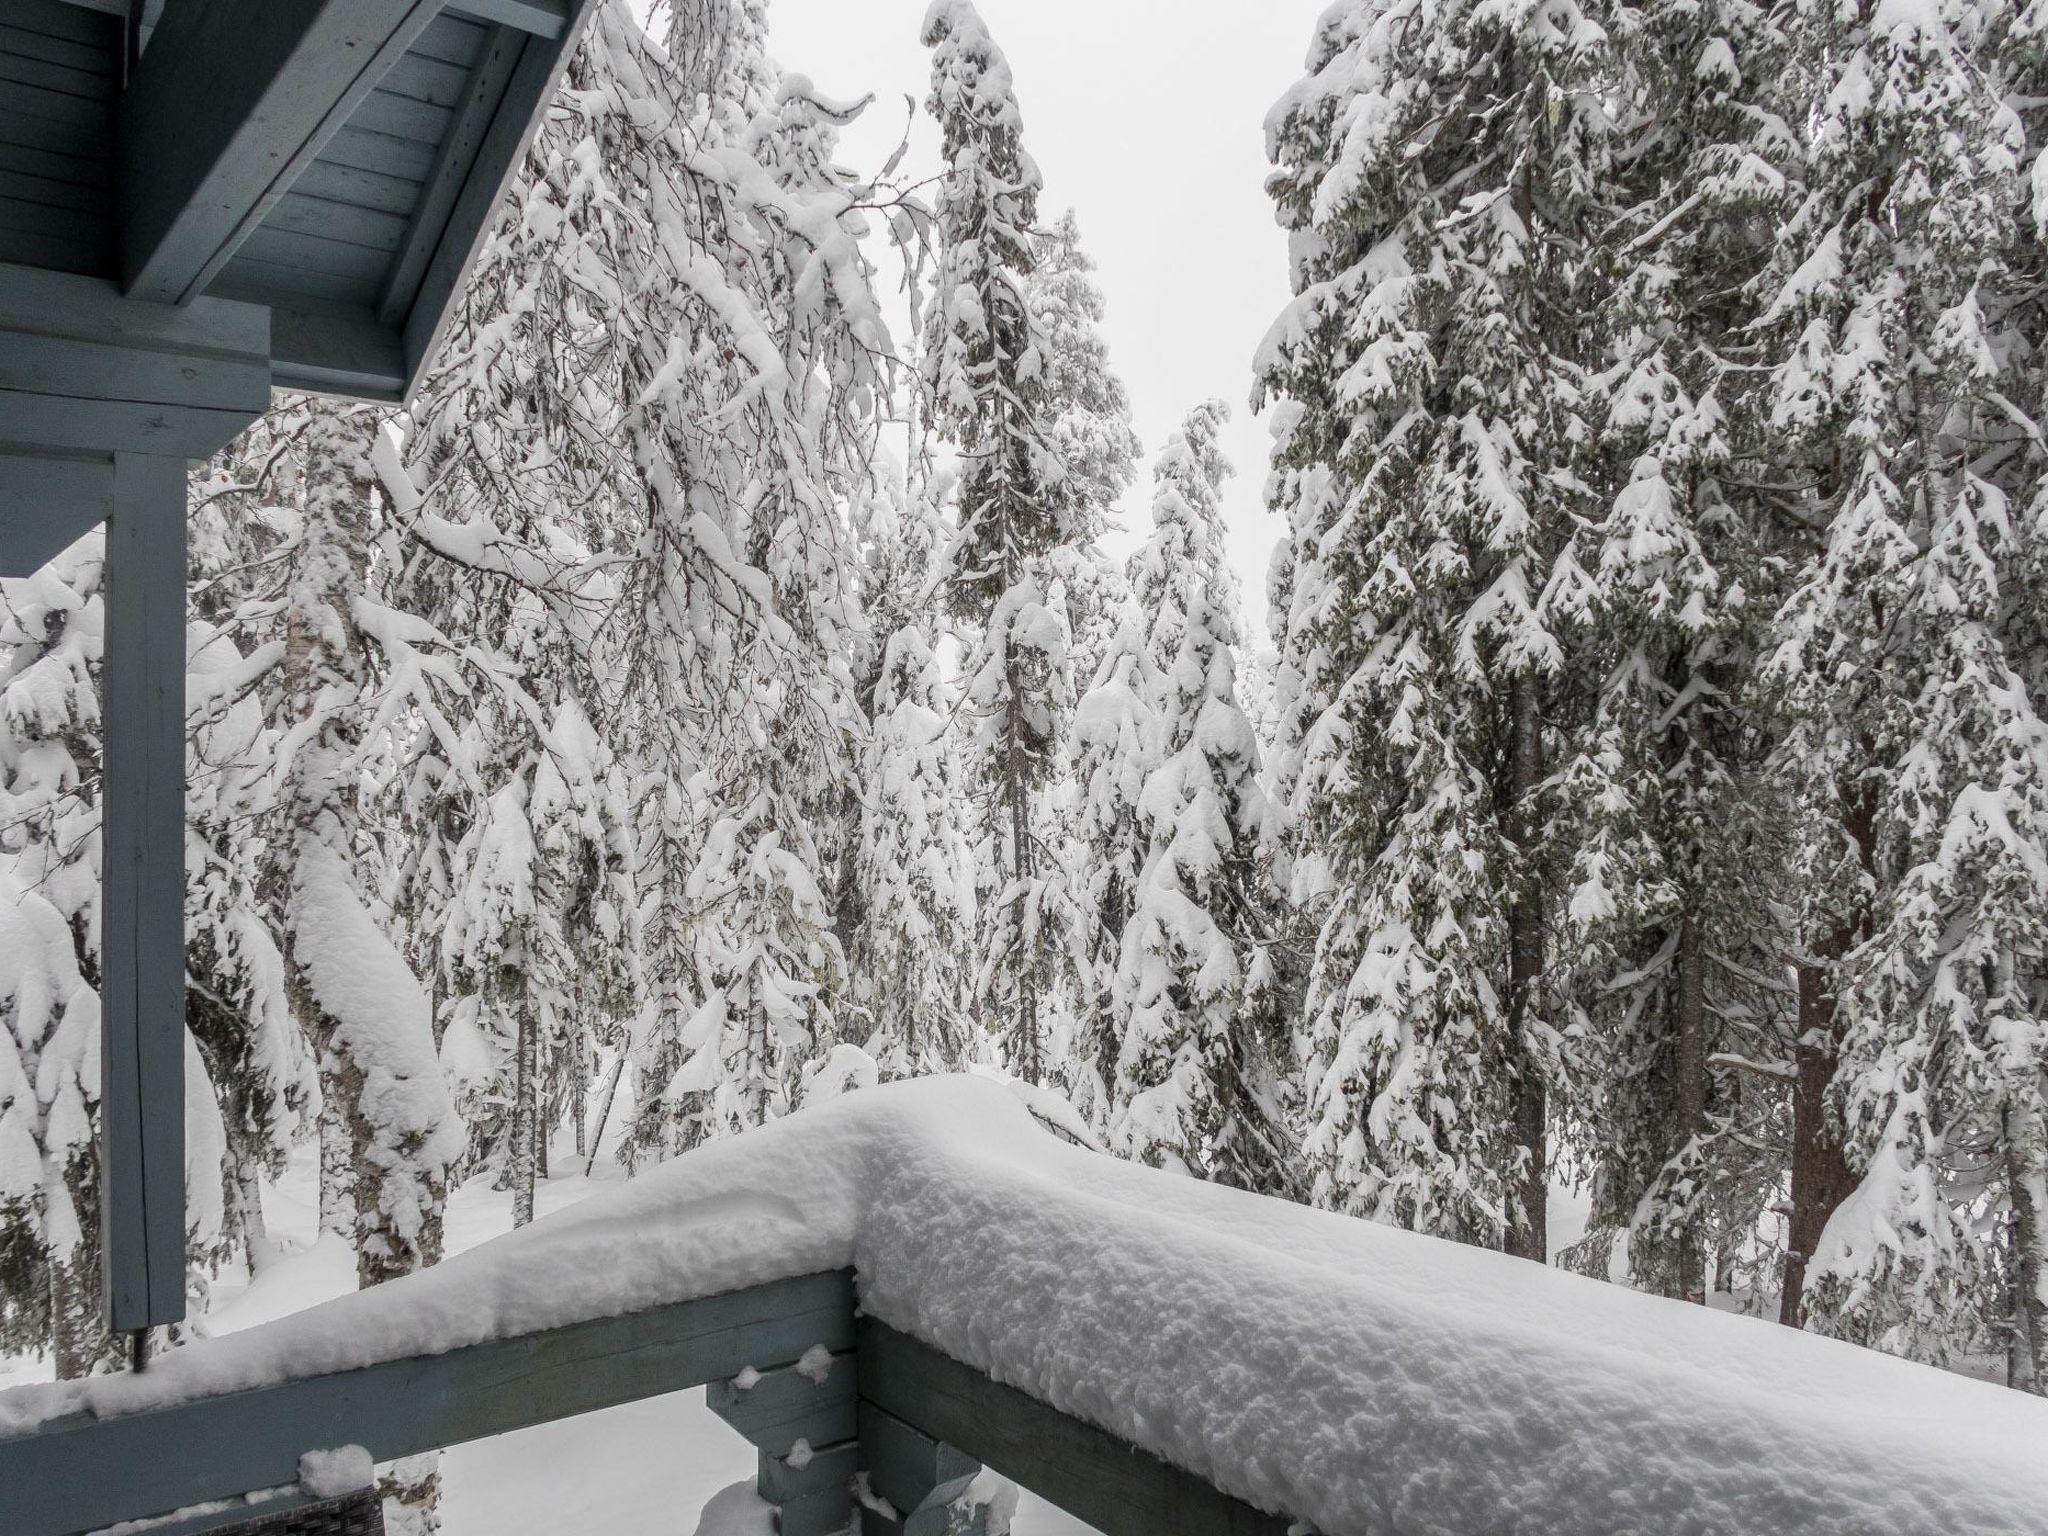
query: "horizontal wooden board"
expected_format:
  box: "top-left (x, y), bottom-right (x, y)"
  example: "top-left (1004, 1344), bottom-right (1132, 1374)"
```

top-left (0, 132), bottom-right (108, 187)
top-left (0, 216), bottom-right (103, 274)
top-left (320, 122), bottom-right (441, 182)
top-left (409, 9), bottom-right (490, 69)
top-left (7, 0), bottom-right (117, 48)
top-left (380, 49), bottom-right (474, 111)
top-left (2, 75), bottom-right (111, 133)
top-left (0, 187), bottom-right (102, 238)
top-left (857, 1322), bottom-right (1294, 1536)
top-left (293, 157), bottom-right (425, 219)
top-left (234, 224), bottom-right (393, 282)
top-left (211, 252), bottom-right (382, 310)
top-left (0, 1271), bottom-right (858, 1536)
top-left (0, 42), bottom-right (112, 100)
top-left (0, 100), bottom-right (108, 158)
top-left (265, 188), bottom-right (411, 252)
top-left (0, 162), bottom-right (103, 212)
top-left (349, 84), bottom-right (456, 147)
top-left (0, 18), bottom-right (115, 73)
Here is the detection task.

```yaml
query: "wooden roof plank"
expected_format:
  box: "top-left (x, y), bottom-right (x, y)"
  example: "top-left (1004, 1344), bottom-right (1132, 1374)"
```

top-left (118, 0), bottom-right (446, 304)
top-left (0, 22), bottom-right (116, 78)
top-left (399, 0), bottom-right (600, 390)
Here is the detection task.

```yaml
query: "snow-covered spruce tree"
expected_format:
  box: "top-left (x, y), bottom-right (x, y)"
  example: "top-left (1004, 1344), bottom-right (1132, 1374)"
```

top-left (1756, 0), bottom-right (2048, 1373)
top-left (922, 0), bottom-right (1082, 1085)
top-left (379, 22), bottom-right (655, 1219)
top-left (0, 542), bottom-right (114, 1376)
top-left (0, 537), bottom-right (255, 1372)
top-left (1107, 402), bottom-right (1288, 1191)
top-left (200, 403), bottom-right (465, 1306)
top-left (565, 2), bottom-right (888, 1158)
top-left (1027, 210), bottom-right (1141, 537)
top-left (846, 460), bottom-right (977, 1074)
top-left (1068, 588), bottom-right (1155, 1129)
top-left (1257, 0), bottom-right (1617, 1256)
top-left (1551, 0), bottom-right (1799, 1306)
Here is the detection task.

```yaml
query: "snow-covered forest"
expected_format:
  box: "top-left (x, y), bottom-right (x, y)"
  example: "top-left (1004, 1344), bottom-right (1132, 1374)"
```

top-left (5, 0), bottom-right (2048, 1424)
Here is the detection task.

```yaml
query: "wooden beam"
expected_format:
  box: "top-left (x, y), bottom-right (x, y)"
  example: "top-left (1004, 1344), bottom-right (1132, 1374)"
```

top-left (856, 1321), bottom-right (1294, 1536)
top-left (0, 449), bottom-right (111, 576)
top-left (0, 1270), bottom-right (857, 1536)
top-left (377, 20), bottom-right (524, 328)
top-left (268, 305), bottom-right (407, 400)
top-left (397, 0), bottom-right (599, 396)
top-left (0, 262), bottom-right (270, 459)
top-left (446, 0), bottom-right (571, 38)
top-left (117, 0), bottom-right (445, 305)
top-left (99, 450), bottom-right (188, 1336)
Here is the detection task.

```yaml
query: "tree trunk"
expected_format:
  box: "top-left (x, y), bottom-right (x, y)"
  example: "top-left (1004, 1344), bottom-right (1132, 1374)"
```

top-left (510, 997), bottom-right (537, 1229)
top-left (47, 1240), bottom-right (112, 1380)
top-left (235, 1159), bottom-right (276, 1276)
top-left (1674, 914), bottom-right (1708, 1303)
top-left (1503, 673), bottom-right (1547, 1263)
top-left (1005, 664), bottom-right (1040, 1085)
top-left (317, 1090), bottom-right (354, 1241)
top-left (1780, 958), bottom-right (1856, 1328)
top-left (2006, 1097), bottom-right (2048, 1394)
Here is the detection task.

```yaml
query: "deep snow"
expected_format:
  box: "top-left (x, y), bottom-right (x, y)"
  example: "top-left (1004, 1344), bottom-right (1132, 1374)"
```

top-left (5, 1075), bottom-right (2045, 1536)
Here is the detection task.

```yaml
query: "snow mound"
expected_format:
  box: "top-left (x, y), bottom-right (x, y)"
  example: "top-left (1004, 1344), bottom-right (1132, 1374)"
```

top-left (4, 1077), bottom-right (2044, 1536)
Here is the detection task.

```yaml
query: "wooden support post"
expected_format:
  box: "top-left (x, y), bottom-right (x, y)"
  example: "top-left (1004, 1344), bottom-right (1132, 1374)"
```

top-left (857, 1401), bottom-right (986, 1536)
top-left (98, 450), bottom-right (187, 1334)
top-left (706, 1348), bottom-right (859, 1536)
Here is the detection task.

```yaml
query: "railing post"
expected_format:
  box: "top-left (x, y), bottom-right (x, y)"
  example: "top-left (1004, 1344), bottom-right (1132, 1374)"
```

top-left (706, 1344), bottom-right (858, 1536)
top-left (856, 1400), bottom-right (986, 1536)
top-left (100, 450), bottom-right (189, 1336)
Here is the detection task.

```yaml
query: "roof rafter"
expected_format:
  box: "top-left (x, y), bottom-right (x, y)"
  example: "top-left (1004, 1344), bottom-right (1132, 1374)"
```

top-left (117, 0), bottom-right (446, 305)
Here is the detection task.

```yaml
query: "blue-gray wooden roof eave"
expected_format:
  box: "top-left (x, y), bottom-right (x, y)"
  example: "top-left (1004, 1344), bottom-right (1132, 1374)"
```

top-left (0, 0), bottom-right (596, 407)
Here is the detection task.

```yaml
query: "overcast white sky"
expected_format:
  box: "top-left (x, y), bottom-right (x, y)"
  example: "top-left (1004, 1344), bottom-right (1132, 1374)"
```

top-left (763, 0), bottom-right (1320, 642)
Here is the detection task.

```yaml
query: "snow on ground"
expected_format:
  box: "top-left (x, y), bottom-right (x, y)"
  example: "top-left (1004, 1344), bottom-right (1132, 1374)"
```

top-left (7, 1075), bottom-right (2046, 1536)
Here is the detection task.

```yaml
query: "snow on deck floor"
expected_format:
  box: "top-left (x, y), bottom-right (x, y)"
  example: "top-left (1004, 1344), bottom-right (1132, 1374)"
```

top-left (5, 1075), bottom-right (2045, 1536)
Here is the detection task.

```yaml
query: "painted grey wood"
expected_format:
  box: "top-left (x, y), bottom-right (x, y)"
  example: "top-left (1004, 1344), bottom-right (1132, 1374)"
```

top-left (0, 262), bottom-right (270, 457)
top-left (233, 225), bottom-right (394, 283)
top-left (379, 49), bottom-right (475, 111)
top-left (0, 100), bottom-right (106, 157)
top-left (293, 158), bottom-right (425, 220)
top-left (348, 84), bottom-right (456, 147)
top-left (118, 0), bottom-right (444, 303)
top-left (317, 122), bottom-right (442, 183)
top-left (99, 450), bottom-right (188, 1335)
top-left (0, 20), bottom-right (116, 75)
top-left (0, 447), bottom-right (109, 575)
top-left (265, 190), bottom-right (410, 253)
top-left (0, 132), bottom-right (110, 189)
top-left (0, 212), bottom-right (102, 273)
top-left (859, 1401), bottom-right (980, 1520)
top-left (708, 1350), bottom-right (858, 1458)
top-left (13, 0), bottom-right (117, 46)
top-left (378, 20), bottom-right (521, 326)
top-left (399, 0), bottom-right (599, 387)
top-left (447, 0), bottom-right (572, 40)
top-left (758, 1438), bottom-right (859, 1506)
top-left (5, 75), bottom-right (110, 131)
top-left (0, 163), bottom-right (105, 212)
top-left (210, 253), bottom-right (381, 312)
top-left (857, 1321), bottom-right (1295, 1536)
top-left (0, 1270), bottom-right (858, 1536)
top-left (268, 305), bottom-right (407, 400)
top-left (407, 9), bottom-right (490, 70)
top-left (0, 45), bottom-right (115, 101)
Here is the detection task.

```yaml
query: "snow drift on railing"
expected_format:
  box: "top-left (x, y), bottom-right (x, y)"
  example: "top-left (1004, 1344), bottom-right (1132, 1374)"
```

top-left (4, 1075), bottom-right (2044, 1536)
